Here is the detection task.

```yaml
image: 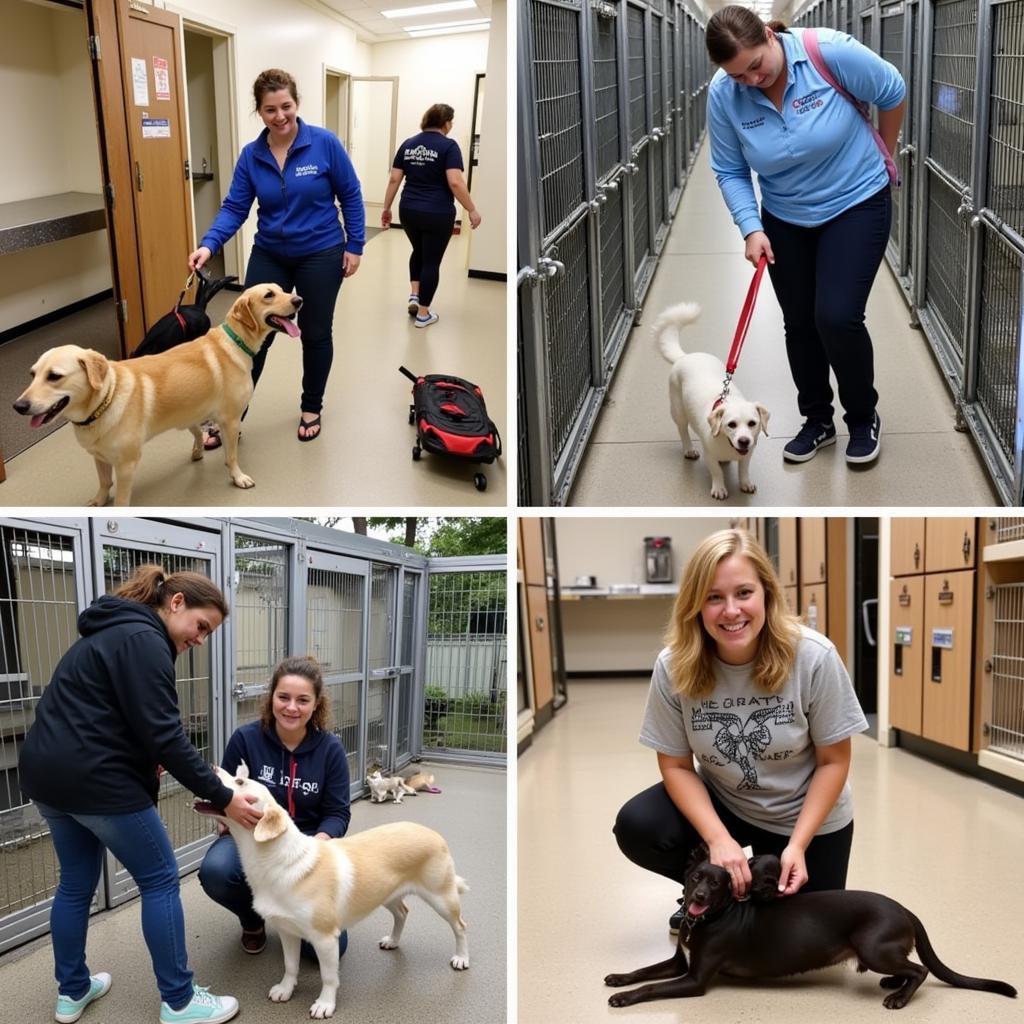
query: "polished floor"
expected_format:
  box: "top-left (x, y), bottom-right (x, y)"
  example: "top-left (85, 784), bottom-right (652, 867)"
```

top-left (569, 147), bottom-right (999, 506)
top-left (0, 228), bottom-right (506, 507)
top-left (518, 679), bottom-right (1024, 1023)
top-left (0, 763), bottom-right (506, 1024)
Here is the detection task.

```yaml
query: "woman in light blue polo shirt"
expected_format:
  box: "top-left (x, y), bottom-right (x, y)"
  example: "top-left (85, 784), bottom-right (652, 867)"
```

top-left (706, 7), bottom-right (905, 466)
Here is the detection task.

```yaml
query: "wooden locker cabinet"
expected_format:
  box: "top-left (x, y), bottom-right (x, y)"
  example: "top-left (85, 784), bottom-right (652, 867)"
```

top-left (799, 584), bottom-right (828, 635)
top-left (922, 570), bottom-right (974, 751)
top-left (891, 518), bottom-right (925, 577)
top-left (889, 576), bottom-right (924, 734)
top-left (524, 582), bottom-right (554, 712)
top-left (520, 519), bottom-right (546, 587)
top-left (924, 518), bottom-right (976, 573)
top-left (778, 518), bottom-right (798, 587)
top-left (783, 585), bottom-right (798, 616)
top-left (800, 518), bottom-right (827, 586)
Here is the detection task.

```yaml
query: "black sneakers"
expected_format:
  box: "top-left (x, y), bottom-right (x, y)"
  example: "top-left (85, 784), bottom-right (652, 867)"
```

top-left (846, 412), bottom-right (881, 464)
top-left (668, 895), bottom-right (686, 934)
top-left (783, 420), bottom-right (837, 462)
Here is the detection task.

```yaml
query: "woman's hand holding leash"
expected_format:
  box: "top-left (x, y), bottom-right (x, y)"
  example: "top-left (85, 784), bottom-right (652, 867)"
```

top-left (744, 230), bottom-right (774, 267)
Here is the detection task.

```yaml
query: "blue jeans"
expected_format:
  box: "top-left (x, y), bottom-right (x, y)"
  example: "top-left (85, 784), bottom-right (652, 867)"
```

top-left (762, 186), bottom-right (892, 427)
top-left (198, 833), bottom-right (347, 959)
top-left (35, 801), bottom-right (195, 1010)
top-left (244, 243), bottom-right (345, 415)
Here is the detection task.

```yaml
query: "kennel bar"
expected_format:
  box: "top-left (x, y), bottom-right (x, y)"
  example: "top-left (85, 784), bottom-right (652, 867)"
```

top-left (988, 582), bottom-right (1024, 761)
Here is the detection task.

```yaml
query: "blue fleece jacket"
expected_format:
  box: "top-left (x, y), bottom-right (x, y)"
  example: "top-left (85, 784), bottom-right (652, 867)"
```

top-left (201, 118), bottom-right (366, 259)
top-left (222, 720), bottom-right (351, 838)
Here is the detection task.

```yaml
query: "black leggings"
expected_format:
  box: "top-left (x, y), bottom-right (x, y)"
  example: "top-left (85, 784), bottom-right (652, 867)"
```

top-left (400, 207), bottom-right (456, 307)
top-left (762, 185), bottom-right (891, 427)
top-left (613, 782), bottom-right (854, 892)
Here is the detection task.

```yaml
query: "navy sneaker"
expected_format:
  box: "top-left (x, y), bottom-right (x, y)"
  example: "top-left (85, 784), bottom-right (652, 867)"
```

top-left (783, 420), bottom-right (836, 463)
top-left (846, 412), bottom-right (881, 464)
top-left (668, 895), bottom-right (686, 934)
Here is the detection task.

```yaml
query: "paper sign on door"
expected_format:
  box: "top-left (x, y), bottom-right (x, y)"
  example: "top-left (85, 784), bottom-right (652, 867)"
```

top-left (132, 58), bottom-right (149, 106)
top-left (153, 57), bottom-right (170, 101)
top-left (142, 118), bottom-right (171, 139)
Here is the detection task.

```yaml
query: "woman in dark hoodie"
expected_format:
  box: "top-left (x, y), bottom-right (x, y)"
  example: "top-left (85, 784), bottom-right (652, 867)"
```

top-left (198, 655), bottom-right (350, 958)
top-left (18, 565), bottom-right (261, 1024)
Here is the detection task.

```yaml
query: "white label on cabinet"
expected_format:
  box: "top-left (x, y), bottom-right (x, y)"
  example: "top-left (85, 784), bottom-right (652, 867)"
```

top-left (931, 628), bottom-right (953, 649)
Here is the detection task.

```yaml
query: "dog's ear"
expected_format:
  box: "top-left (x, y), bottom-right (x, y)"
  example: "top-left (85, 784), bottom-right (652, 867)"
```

top-left (707, 404), bottom-right (726, 437)
top-left (77, 350), bottom-right (109, 392)
top-left (684, 841), bottom-right (709, 879)
top-left (230, 293), bottom-right (260, 335)
top-left (237, 759), bottom-right (250, 780)
top-left (756, 403), bottom-right (771, 437)
top-left (253, 803), bottom-right (289, 843)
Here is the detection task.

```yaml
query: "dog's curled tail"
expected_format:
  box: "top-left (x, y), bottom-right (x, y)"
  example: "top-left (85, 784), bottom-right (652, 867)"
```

top-left (652, 301), bottom-right (701, 364)
top-left (912, 912), bottom-right (1017, 998)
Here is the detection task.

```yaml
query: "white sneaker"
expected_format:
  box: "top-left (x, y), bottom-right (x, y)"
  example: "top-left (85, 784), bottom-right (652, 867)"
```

top-left (158, 984), bottom-right (238, 1024)
top-left (55, 972), bottom-right (111, 1023)
top-left (414, 312), bottom-right (439, 329)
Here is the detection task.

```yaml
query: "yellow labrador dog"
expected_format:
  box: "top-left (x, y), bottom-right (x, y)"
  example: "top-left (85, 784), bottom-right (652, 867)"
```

top-left (12, 283), bottom-right (302, 506)
top-left (196, 762), bottom-right (469, 1020)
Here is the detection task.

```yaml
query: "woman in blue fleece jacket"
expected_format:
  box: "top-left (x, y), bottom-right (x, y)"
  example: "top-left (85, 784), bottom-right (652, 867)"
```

top-left (706, 7), bottom-right (905, 467)
top-left (198, 655), bottom-right (351, 958)
top-left (189, 68), bottom-right (365, 445)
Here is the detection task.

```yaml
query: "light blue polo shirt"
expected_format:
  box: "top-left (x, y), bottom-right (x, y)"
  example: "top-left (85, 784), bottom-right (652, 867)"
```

top-left (708, 27), bottom-right (906, 237)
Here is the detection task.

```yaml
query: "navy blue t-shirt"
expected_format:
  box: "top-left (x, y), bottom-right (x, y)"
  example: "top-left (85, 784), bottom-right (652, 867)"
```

top-left (394, 130), bottom-right (464, 214)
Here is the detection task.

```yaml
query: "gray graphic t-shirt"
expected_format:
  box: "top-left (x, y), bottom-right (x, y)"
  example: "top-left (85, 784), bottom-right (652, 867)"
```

top-left (639, 626), bottom-right (868, 835)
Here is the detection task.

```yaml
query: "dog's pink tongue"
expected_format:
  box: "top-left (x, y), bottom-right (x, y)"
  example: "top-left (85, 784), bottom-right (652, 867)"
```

top-left (30, 414), bottom-right (46, 429)
top-left (688, 903), bottom-right (707, 917)
top-left (271, 315), bottom-right (301, 337)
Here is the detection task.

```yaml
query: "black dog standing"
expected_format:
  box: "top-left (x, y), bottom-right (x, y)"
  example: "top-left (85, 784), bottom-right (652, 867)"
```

top-left (605, 852), bottom-right (1016, 1010)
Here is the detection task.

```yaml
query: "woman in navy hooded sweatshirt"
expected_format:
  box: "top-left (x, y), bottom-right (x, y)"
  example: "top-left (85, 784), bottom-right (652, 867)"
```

top-left (189, 68), bottom-right (365, 445)
top-left (198, 655), bottom-right (351, 958)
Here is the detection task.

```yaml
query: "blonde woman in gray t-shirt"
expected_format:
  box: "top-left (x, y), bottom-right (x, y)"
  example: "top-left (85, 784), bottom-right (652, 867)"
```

top-left (614, 528), bottom-right (868, 933)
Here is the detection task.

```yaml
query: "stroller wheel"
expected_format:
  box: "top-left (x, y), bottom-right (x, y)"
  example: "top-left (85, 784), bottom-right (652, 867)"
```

top-left (412, 446), bottom-right (422, 461)
top-left (474, 473), bottom-right (487, 492)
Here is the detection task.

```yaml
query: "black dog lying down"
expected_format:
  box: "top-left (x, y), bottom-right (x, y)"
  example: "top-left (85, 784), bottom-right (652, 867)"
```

top-left (606, 853), bottom-right (1016, 1010)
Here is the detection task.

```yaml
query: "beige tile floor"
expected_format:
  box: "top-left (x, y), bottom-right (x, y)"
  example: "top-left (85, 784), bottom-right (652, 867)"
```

top-left (518, 679), bottom-right (1024, 1023)
top-left (0, 228), bottom-right (506, 508)
top-left (569, 148), bottom-right (1000, 506)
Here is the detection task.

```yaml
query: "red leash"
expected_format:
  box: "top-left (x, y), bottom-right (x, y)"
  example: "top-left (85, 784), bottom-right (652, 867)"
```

top-left (714, 254), bottom-right (769, 409)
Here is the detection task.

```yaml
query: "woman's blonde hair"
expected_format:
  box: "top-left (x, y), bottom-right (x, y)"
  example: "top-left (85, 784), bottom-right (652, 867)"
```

top-left (665, 529), bottom-right (799, 698)
top-left (259, 655), bottom-right (331, 733)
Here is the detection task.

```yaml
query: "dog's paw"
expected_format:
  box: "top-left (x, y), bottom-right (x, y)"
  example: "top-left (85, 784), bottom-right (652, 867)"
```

top-left (232, 472), bottom-right (255, 489)
top-left (882, 990), bottom-right (910, 1010)
top-left (379, 935), bottom-right (399, 949)
top-left (740, 481), bottom-right (757, 493)
top-left (608, 991), bottom-right (638, 1008)
top-left (710, 486), bottom-right (728, 500)
top-left (309, 999), bottom-right (336, 1019)
top-left (269, 982), bottom-right (295, 1003)
top-left (191, 447), bottom-right (204, 462)
top-left (87, 495), bottom-right (110, 507)
top-left (604, 973), bottom-right (633, 988)
top-left (450, 954), bottom-right (470, 970)
top-left (684, 449), bottom-right (700, 460)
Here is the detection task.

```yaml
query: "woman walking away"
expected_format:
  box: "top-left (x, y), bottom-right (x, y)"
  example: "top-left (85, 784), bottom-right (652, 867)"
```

top-left (19, 565), bottom-right (263, 1024)
top-left (189, 68), bottom-right (365, 444)
top-left (381, 103), bottom-right (482, 329)
top-left (706, 8), bottom-right (905, 466)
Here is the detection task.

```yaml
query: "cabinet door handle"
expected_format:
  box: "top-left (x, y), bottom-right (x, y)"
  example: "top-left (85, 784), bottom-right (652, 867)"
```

top-left (913, 542), bottom-right (920, 568)
top-left (931, 645), bottom-right (942, 682)
top-left (963, 531), bottom-right (971, 562)
top-left (894, 643), bottom-right (903, 675)
top-left (535, 615), bottom-right (545, 631)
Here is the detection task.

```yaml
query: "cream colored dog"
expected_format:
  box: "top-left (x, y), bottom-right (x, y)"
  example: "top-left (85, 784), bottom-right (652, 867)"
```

top-left (12, 283), bottom-right (302, 506)
top-left (653, 301), bottom-right (771, 501)
top-left (196, 762), bottom-right (469, 1020)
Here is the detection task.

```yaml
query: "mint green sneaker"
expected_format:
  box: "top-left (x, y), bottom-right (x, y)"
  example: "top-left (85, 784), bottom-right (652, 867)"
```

top-left (158, 985), bottom-right (238, 1024)
top-left (55, 972), bottom-right (111, 1023)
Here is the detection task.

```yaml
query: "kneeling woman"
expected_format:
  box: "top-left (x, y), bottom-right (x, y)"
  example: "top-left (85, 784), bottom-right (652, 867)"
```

top-left (199, 656), bottom-right (351, 956)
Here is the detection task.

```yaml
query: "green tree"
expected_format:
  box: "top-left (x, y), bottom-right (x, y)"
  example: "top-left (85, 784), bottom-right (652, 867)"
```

top-left (427, 517), bottom-right (506, 556)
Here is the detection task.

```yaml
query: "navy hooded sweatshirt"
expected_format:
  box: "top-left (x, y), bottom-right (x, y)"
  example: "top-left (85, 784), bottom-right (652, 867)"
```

top-left (222, 721), bottom-right (350, 838)
top-left (19, 595), bottom-right (233, 815)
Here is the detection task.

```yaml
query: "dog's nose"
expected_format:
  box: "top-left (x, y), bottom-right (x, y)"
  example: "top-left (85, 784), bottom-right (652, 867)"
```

top-left (12, 399), bottom-right (30, 415)
top-left (291, 295), bottom-right (303, 309)
top-left (737, 437), bottom-right (751, 450)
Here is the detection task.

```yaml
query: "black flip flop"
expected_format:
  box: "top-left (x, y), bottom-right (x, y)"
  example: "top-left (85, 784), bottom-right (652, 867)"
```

top-left (297, 415), bottom-right (321, 442)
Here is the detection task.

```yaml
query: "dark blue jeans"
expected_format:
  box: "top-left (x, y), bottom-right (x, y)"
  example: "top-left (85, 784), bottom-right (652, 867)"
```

top-left (35, 801), bottom-right (195, 1010)
top-left (762, 186), bottom-right (892, 427)
top-left (613, 782), bottom-right (854, 892)
top-left (245, 243), bottom-right (345, 415)
top-left (400, 206), bottom-right (456, 307)
top-left (198, 833), bottom-right (347, 959)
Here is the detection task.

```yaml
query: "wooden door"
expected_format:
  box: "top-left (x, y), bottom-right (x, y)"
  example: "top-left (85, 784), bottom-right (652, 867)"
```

top-left (889, 575), bottom-right (924, 734)
top-left (778, 518), bottom-right (798, 588)
top-left (924, 518), bottom-right (976, 573)
top-left (119, 3), bottom-right (194, 343)
top-left (799, 584), bottom-right (828, 635)
top-left (525, 584), bottom-right (554, 715)
top-left (891, 517), bottom-right (925, 576)
top-left (519, 519), bottom-right (546, 587)
top-left (800, 518), bottom-right (827, 586)
top-left (783, 585), bottom-right (798, 616)
top-left (922, 570), bottom-right (974, 750)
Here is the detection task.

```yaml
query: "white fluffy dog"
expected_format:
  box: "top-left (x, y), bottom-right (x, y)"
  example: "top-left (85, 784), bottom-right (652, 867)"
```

top-left (653, 301), bottom-right (771, 500)
top-left (366, 770), bottom-right (415, 804)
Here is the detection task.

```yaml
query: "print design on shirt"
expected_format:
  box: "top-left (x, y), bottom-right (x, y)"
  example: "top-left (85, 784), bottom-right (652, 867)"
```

top-left (253, 762), bottom-right (322, 795)
top-left (294, 163), bottom-right (319, 177)
top-left (404, 144), bottom-right (440, 166)
top-left (741, 116), bottom-right (766, 131)
top-left (792, 93), bottom-right (824, 114)
top-left (691, 702), bottom-right (795, 790)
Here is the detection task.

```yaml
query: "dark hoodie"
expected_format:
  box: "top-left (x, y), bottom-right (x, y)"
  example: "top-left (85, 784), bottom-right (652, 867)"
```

top-left (222, 720), bottom-right (350, 837)
top-left (19, 595), bottom-right (233, 815)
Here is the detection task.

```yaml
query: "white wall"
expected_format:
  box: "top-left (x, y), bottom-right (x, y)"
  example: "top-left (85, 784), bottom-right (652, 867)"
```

top-left (0, 2), bottom-right (110, 331)
top-left (467, 0), bottom-right (506, 276)
top-left (555, 518), bottom-right (735, 674)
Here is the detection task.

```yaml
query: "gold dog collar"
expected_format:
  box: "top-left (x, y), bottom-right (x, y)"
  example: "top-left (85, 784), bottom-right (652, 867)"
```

top-left (72, 384), bottom-right (115, 426)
